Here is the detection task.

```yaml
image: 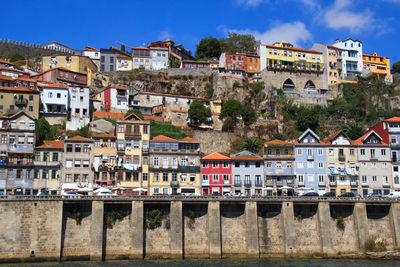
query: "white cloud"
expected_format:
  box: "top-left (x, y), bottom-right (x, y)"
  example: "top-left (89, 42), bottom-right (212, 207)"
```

top-left (236, 0), bottom-right (264, 7)
top-left (223, 21), bottom-right (312, 47)
top-left (323, 0), bottom-right (374, 33)
top-left (158, 30), bottom-right (174, 41)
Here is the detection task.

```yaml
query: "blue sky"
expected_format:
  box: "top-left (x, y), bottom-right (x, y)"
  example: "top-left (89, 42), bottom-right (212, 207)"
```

top-left (1, 0), bottom-right (400, 65)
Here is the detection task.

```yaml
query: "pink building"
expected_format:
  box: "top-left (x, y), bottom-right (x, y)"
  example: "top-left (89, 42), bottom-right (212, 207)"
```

top-left (201, 152), bottom-right (231, 195)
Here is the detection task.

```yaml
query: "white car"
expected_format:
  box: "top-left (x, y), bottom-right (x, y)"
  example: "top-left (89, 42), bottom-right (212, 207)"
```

top-left (385, 192), bottom-right (400, 198)
top-left (61, 191), bottom-right (81, 198)
top-left (96, 191), bottom-right (118, 197)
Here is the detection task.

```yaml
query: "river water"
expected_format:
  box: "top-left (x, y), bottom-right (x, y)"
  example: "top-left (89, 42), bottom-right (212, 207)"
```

top-left (2, 259), bottom-right (400, 267)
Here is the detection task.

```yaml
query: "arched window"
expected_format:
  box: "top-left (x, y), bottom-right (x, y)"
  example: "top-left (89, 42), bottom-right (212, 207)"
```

top-left (283, 79), bottom-right (295, 91)
top-left (304, 80), bottom-right (316, 90)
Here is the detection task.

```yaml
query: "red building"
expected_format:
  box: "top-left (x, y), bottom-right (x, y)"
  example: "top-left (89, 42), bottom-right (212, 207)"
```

top-left (201, 152), bottom-right (231, 195)
top-left (181, 60), bottom-right (210, 69)
top-left (32, 67), bottom-right (87, 86)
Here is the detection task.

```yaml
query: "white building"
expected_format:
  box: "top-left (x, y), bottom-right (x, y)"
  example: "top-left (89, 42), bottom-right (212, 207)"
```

top-left (38, 83), bottom-right (70, 125)
top-left (332, 38), bottom-right (363, 78)
top-left (44, 41), bottom-right (76, 54)
top-left (66, 86), bottom-right (90, 130)
top-left (149, 47), bottom-right (169, 70)
top-left (105, 85), bottom-right (129, 113)
top-left (82, 46), bottom-right (101, 69)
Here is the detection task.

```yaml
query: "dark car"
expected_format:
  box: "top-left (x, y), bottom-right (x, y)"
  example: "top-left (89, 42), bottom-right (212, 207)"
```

top-left (366, 193), bottom-right (382, 198)
top-left (212, 192), bottom-right (222, 196)
top-left (303, 192), bottom-right (319, 197)
top-left (322, 192), bottom-right (336, 197)
top-left (339, 192), bottom-right (355, 198)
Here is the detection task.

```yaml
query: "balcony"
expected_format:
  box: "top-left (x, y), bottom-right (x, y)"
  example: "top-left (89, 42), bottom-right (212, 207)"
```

top-left (223, 180), bottom-right (230, 185)
top-left (329, 181), bottom-right (337, 186)
top-left (170, 180), bottom-right (179, 187)
top-left (8, 159), bottom-right (33, 165)
top-left (142, 147), bottom-right (148, 152)
top-left (264, 154), bottom-right (294, 160)
top-left (15, 98), bottom-right (28, 106)
top-left (307, 155), bottom-right (314, 161)
top-left (350, 180), bottom-right (358, 186)
top-left (318, 180), bottom-right (326, 186)
top-left (370, 156), bottom-right (378, 162)
top-left (244, 182), bottom-right (252, 188)
top-left (234, 182), bottom-right (242, 187)
top-left (178, 165), bottom-right (200, 171)
top-left (255, 182), bottom-right (263, 187)
top-left (202, 180), bottom-right (209, 186)
top-left (33, 161), bottom-right (60, 167)
top-left (125, 132), bottom-right (141, 139)
top-left (338, 155), bottom-right (346, 162)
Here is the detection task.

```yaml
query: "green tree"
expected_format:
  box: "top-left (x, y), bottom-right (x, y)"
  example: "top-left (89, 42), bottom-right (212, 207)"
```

top-left (296, 107), bottom-right (319, 132)
top-left (37, 117), bottom-right (56, 141)
top-left (171, 58), bottom-right (181, 68)
top-left (125, 109), bottom-right (144, 120)
top-left (188, 99), bottom-right (212, 127)
top-left (220, 99), bottom-right (242, 122)
top-left (9, 52), bottom-right (25, 62)
top-left (343, 123), bottom-right (364, 140)
top-left (219, 32), bottom-right (259, 54)
top-left (392, 60), bottom-right (400, 74)
top-left (235, 138), bottom-right (263, 154)
top-left (241, 105), bottom-right (257, 126)
top-left (222, 116), bottom-right (236, 132)
top-left (195, 36), bottom-right (222, 60)
top-left (205, 83), bottom-right (214, 98)
top-left (149, 121), bottom-right (186, 139)
top-left (76, 125), bottom-right (92, 138)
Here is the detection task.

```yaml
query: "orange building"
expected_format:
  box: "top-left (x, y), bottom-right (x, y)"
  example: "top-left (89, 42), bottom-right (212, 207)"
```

top-left (246, 54), bottom-right (260, 74)
top-left (363, 52), bottom-right (391, 82)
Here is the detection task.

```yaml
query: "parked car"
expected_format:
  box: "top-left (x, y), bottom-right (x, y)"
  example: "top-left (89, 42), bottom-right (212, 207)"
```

top-left (303, 192), bottom-right (319, 197)
top-left (211, 192), bottom-right (222, 196)
top-left (36, 191), bottom-right (49, 196)
top-left (366, 193), bottom-right (382, 198)
top-left (385, 192), bottom-right (400, 198)
top-left (322, 192), bottom-right (336, 197)
top-left (339, 192), bottom-right (355, 198)
top-left (61, 191), bottom-right (81, 198)
top-left (96, 191), bottom-right (118, 197)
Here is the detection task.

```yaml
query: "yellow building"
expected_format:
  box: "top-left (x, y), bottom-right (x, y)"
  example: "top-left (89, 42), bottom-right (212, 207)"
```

top-left (262, 41), bottom-right (324, 73)
top-left (92, 133), bottom-right (118, 187)
top-left (0, 87), bottom-right (40, 119)
top-left (148, 135), bottom-right (201, 195)
top-left (115, 113), bottom-right (150, 194)
top-left (116, 55), bottom-right (133, 71)
top-left (363, 52), bottom-right (391, 82)
top-left (41, 55), bottom-right (109, 87)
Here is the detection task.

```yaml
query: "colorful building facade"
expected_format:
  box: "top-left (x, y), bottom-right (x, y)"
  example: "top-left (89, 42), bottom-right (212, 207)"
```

top-left (201, 152), bottom-right (231, 195)
top-left (363, 52), bottom-right (391, 83)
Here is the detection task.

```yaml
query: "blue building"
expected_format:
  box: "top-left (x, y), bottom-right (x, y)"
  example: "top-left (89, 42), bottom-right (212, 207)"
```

top-left (230, 150), bottom-right (264, 195)
top-left (263, 140), bottom-right (295, 196)
top-left (294, 129), bottom-right (328, 195)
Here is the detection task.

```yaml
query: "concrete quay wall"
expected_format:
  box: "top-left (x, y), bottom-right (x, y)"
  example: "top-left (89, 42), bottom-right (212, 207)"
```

top-left (0, 198), bottom-right (399, 262)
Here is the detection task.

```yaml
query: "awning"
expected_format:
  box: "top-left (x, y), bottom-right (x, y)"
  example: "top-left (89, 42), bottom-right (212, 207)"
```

top-left (345, 168), bottom-right (352, 175)
top-left (281, 59), bottom-right (295, 63)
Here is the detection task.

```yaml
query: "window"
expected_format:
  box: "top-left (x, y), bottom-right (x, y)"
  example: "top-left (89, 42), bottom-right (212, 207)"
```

top-left (133, 140), bottom-right (140, 149)
top-left (297, 148), bottom-right (302, 155)
top-left (276, 149), bottom-right (281, 155)
top-left (57, 93), bottom-right (61, 98)
top-left (83, 145), bottom-right (89, 152)
top-left (350, 149), bottom-right (354, 155)
top-left (74, 174), bottom-right (80, 182)
top-left (181, 158), bottom-right (187, 166)
top-left (372, 176), bottom-right (377, 182)
top-left (267, 148), bottom-right (272, 155)
top-left (163, 173), bottom-right (168, 182)
top-left (213, 175), bottom-right (219, 182)
top-left (391, 136), bottom-right (397, 144)
top-left (181, 174), bottom-right (187, 182)
top-left (318, 175), bottom-right (324, 183)
top-left (74, 160), bottom-right (81, 167)
top-left (163, 158), bottom-right (168, 168)
top-left (284, 149), bottom-right (289, 155)
top-left (118, 125), bottom-right (124, 133)
top-left (65, 174), bottom-right (72, 183)
top-left (212, 161), bottom-right (218, 168)
top-left (83, 160), bottom-right (89, 168)
top-left (143, 125), bottom-right (148, 134)
top-left (142, 173), bottom-right (148, 181)
top-left (381, 149), bottom-right (386, 156)
top-left (245, 161), bottom-right (250, 168)
top-left (223, 161), bottom-right (229, 168)
top-left (266, 162), bottom-right (272, 168)
top-left (276, 162), bottom-right (282, 168)
top-left (287, 162), bottom-right (292, 168)
top-left (153, 188), bottom-right (159, 194)
top-left (153, 172), bottom-right (159, 182)
top-left (153, 157), bottom-right (159, 167)
top-left (255, 162), bottom-right (261, 168)
top-left (9, 136), bottom-right (15, 145)
top-left (244, 175), bottom-right (250, 185)
top-left (318, 162), bottom-right (324, 168)
top-left (298, 175), bottom-right (304, 183)
top-left (361, 149), bottom-right (365, 155)
top-left (317, 148), bottom-right (323, 156)
top-left (190, 174), bottom-right (196, 182)
top-left (75, 144), bottom-right (81, 152)
top-left (66, 159), bottom-right (72, 168)
top-left (203, 174), bottom-right (209, 181)
top-left (234, 161), bottom-right (240, 167)
top-left (1, 135), bottom-right (6, 144)
top-left (202, 161), bottom-right (209, 168)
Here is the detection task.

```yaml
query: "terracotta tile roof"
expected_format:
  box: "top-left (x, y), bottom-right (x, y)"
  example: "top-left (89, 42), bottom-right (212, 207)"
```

top-left (230, 154), bottom-right (263, 160)
top-left (170, 109), bottom-right (188, 113)
top-left (352, 130), bottom-right (388, 146)
top-left (151, 135), bottom-right (177, 142)
top-left (39, 83), bottom-right (68, 88)
top-left (124, 112), bottom-right (143, 121)
top-left (0, 86), bottom-right (39, 93)
top-left (32, 67), bottom-right (86, 77)
top-left (36, 140), bottom-right (64, 149)
top-left (83, 46), bottom-right (100, 52)
top-left (179, 137), bottom-right (200, 142)
top-left (143, 115), bottom-right (163, 121)
top-left (93, 112), bottom-right (124, 118)
top-left (15, 77), bottom-right (37, 83)
top-left (117, 55), bottom-right (131, 59)
top-left (264, 139), bottom-right (291, 145)
top-left (262, 44), bottom-right (322, 54)
top-left (323, 130), bottom-right (342, 144)
top-left (93, 133), bottom-right (116, 139)
top-left (384, 117), bottom-right (400, 123)
top-left (66, 135), bottom-right (92, 141)
top-left (0, 59), bottom-right (15, 65)
top-left (202, 152), bottom-right (230, 160)
top-left (0, 75), bottom-right (14, 81)
top-left (110, 85), bottom-right (128, 90)
top-left (132, 46), bottom-right (149, 50)
top-left (294, 141), bottom-right (325, 145)
top-left (0, 67), bottom-right (30, 74)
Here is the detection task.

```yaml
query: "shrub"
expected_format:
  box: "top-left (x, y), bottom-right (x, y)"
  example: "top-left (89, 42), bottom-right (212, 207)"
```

top-left (363, 236), bottom-right (387, 252)
top-left (105, 210), bottom-right (123, 229)
top-left (336, 216), bottom-right (345, 231)
top-left (187, 210), bottom-right (196, 230)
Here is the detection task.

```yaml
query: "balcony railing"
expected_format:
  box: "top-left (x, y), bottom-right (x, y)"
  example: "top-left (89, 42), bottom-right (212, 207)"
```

top-left (234, 182), bottom-right (242, 187)
top-left (244, 182), bottom-right (252, 188)
top-left (178, 166), bottom-right (200, 171)
top-left (255, 182), bottom-right (263, 187)
top-left (329, 181), bottom-right (337, 186)
top-left (350, 180), bottom-right (358, 186)
top-left (307, 155), bottom-right (314, 161)
top-left (318, 181), bottom-right (326, 186)
top-left (370, 156), bottom-right (378, 162)
top-left (125, 132), bottom-right (141, 138)
top-left (338, 155), bottom-right (346, 162)
top-left (15, 98), bottom-right (28, 106)
top-left (202, 180), bottom-right (209, 186)
top-left (170, 180), bottom-right (179, 187)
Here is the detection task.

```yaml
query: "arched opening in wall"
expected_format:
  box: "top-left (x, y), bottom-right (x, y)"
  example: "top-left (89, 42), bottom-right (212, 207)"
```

top-left (283, 79), bottom-right (295, 91)
top-left (304, 80), bottom-right (316, 91)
